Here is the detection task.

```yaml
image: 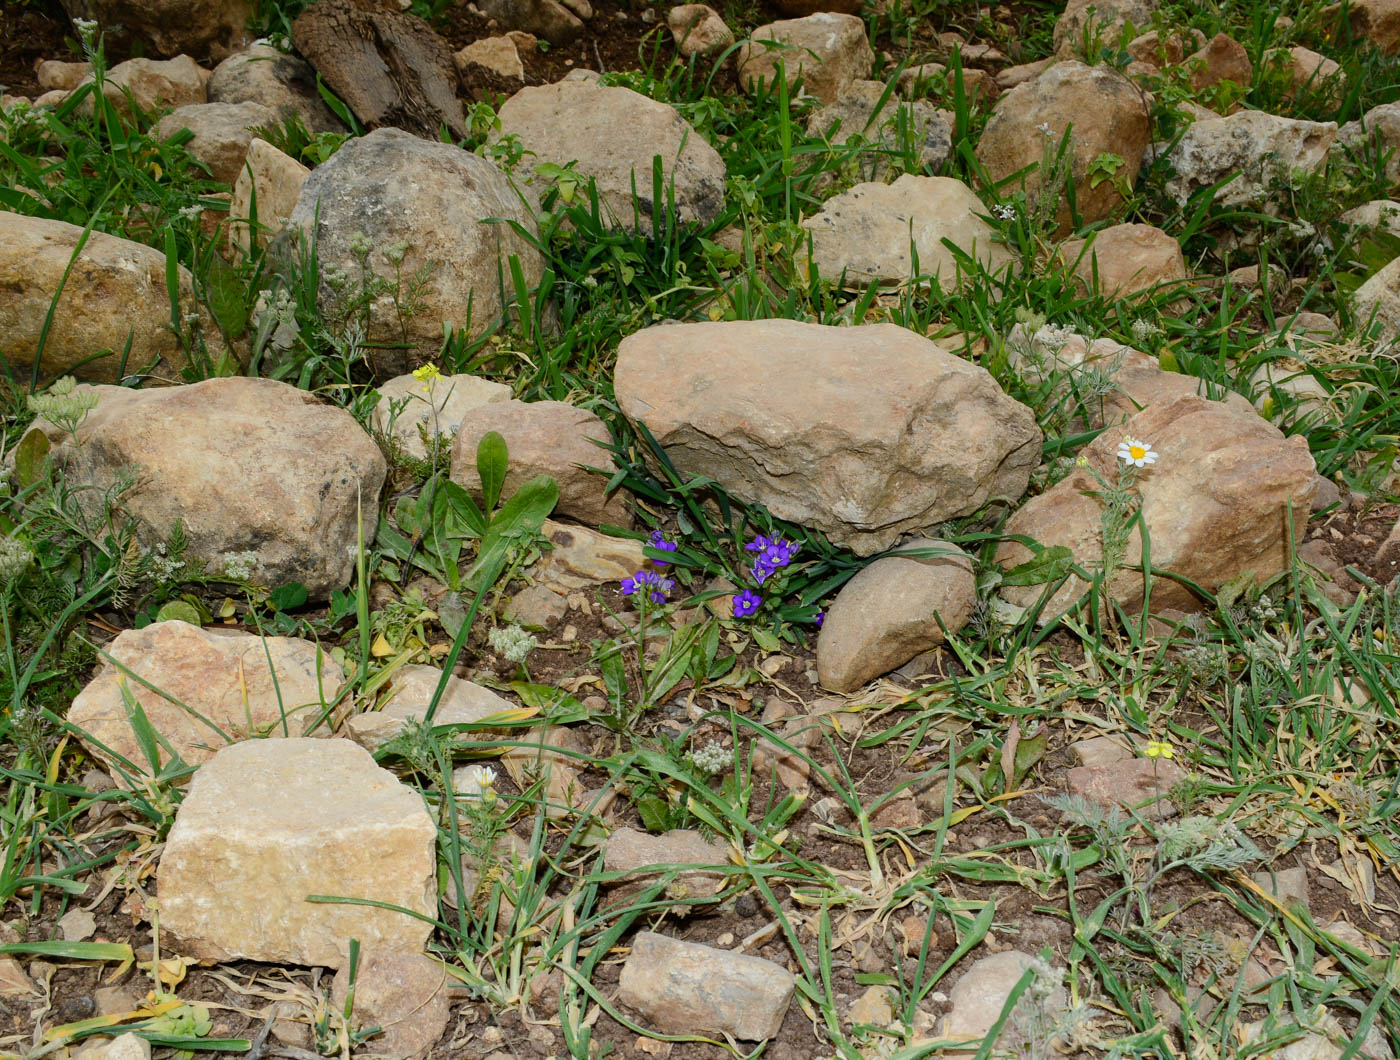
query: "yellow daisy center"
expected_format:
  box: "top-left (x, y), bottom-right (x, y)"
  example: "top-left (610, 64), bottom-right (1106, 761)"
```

top-left (1128, 444), bottom-right (1147, 460)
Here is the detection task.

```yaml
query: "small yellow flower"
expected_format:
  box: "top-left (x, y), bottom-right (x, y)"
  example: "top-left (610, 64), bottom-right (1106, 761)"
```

top-left (412, 363), bottom-right (442, 391)
top-left (1143, 740), bottom-right (1175, 760)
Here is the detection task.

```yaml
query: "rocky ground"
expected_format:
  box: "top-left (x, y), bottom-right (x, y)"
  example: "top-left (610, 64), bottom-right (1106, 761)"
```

top-left (3, 0), bottom-right (1400, 1057)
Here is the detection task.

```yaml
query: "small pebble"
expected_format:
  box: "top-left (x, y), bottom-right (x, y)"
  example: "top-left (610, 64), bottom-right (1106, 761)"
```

top-left (735, 894), bottom-right (759, 918)
top-left (640, 7), bottom-right (655, 21)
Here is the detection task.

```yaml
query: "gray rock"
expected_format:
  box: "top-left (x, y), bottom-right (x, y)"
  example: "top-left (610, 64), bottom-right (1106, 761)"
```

top-left (1352, 253), bottom-right (1400, 341)
top-left (602, 827), bottom-right (731, 911)
top-left (331, 950), bottom-right (451, 1060)
top-left (1160, 110), bottom-right (1336, 209)
top-left (667, 4), bottom-right (734, 57)
top-left (618, 931), bottom-right (795, 1039)
top-left (504, 583), bottom-right (568, 627)
top-left (817, 539), bottom-right (975, 692)
top-left (529, 519), bottom-right (648, 591)
top-left (154, 101), bottom-right (278, 185)
top-left (802, 174), bottom-right (1013, 289)
top-left (73, 1033), bottom-right (151, 1060)
top-left (1340, 102), bottom-right (1400, 193)
top-left (372, 371), bottom-right (512, 462)
top-left (288, 127), bottom-right (543, 377)
top-left (43, 378), bottom-right (384, 600)
top-left (207, 43), bottom-right (344, 132)
top-left (1070, 735), bottom-right (1133, 767)
top-left (806, 80), bottom-right (951, 179)
top-left (344, 663), bottom-right (517, 750)
top-left (228, 137), bottom-right (309, 257)
top-left (1339, 198), bottom-right (1400, 236)
top-left (476, 0), bottom-right (584, 45)
top-left (158, 739), bottom-right (437, 967)
top-left (614, 320), bottom-right (1041, 556)
top-left (1053, 0), bottom-right (1157, 58)
top-left (943, 950), bottom-right (1069, 1047)
top-left (79, 55), bottom-right (210, 116)
top-left (1250, 866), bottom-right (1310, 907)
top-left (495, 80), bottom-right (725, 227)
top-left (737, 13), bottom-right (873, 105)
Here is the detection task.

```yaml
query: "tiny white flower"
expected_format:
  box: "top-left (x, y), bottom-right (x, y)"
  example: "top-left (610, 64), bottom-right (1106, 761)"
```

top-left (992, 203), bottom-right (1016, 220)
top-left (455, 764), bottom-right (498, 800)
top-left (1036, 122), bottom-right (1052, 135)
top-left (1117, 437), bottom-right (1158, 468)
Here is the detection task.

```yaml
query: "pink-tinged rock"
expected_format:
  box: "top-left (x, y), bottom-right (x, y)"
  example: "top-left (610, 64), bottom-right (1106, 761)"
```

top-left (331, 950), bottom-right (451, 1060)
top-left (1066, 758), bottom-right (1186, 819)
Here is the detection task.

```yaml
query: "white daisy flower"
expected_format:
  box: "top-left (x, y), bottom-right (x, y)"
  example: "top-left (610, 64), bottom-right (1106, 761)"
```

top-left (455, 763), bottom-right (498, 799)
top-left (1117, 438), bottom-right (1158, 467)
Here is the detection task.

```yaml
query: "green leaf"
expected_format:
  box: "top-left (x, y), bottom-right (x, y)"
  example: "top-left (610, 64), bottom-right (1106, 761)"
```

top-left (0, 940), bottom-right (134, 960)
top-left (752, 627), bottom-right (782, 653)
top-left (155, 600), bottom-right (202, 626)
top-left (439, 478), bottom-right (487, 537)
top-left (14, 427), bottom-right (50, 489)
top-left (635, 794), bottom-right (673, 833)
top-left (1011, 726), bottom-right (1049, 788)
top-left (204, 253), bottom-right (249, 338)
top-left (1001, 544), bottom-right (1074, 587)
top-left (266, 582), bottom-right (308, 611)
top-left (476, 431), bottom-right (509, 512)
top-left (465, 475), bottom-right (558, 592)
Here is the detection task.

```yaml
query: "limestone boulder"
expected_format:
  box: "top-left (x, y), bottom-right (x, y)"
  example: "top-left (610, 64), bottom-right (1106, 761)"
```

top-left (1186, 32), bottom-right (1252, 95)
top-left (817, 539), bottom-right (976, 692)
top-left (976, 61), bottom-right (1150, 233)
top-left (448, 400), bottom-right (629, 528)
top-left (806, 80), bottom-right (951, 179)
top-left (529, 520), bottom-right (648, 592)
top-left (996, 395), bottom-right (1318, 616)
top-left (228, 138), bottom-right (310, 257)
top-left (154, 101), bottom-right (277, 185)
top-left (44, 378), bottom-right (385, 599)
top-left (288, 127), bottom-right (543, 377)
top-left (0, 212), bottom-right (224, 384)
top-left (1337, 102), bottom-right (1400, 190)
top-left (1058, 223), bottom-right (1187, 300)
top-left (344, 664), bottom-right (518, 751)
top-left (158, 739), bottom-right (436, 967)
top-left (207, 43), bottom-right (344, 132)
top-left (943, 951), bottom-right (1069, 1044)
top-left (602, 827), bottom-right (732, 911)
top-left (1353, 253), bottom-right (1400, 341)
top-left (1067, 758), bottom-right (1185, 819)
top-left (1340, 198), bottom-right (1400, 236)
top-left (330, 951), bottom-right (450, 1060)
top-left (1125, 28), bottom-right (1202, 70)
top-left (1161, 110), bottom-right (1336, 208)
top-left (618, 931), bottom-right (795, 1040)
top-left (495, 80), bottom-right (725, 227)
top-left (737, 14), bottom-right (873, 105)
top-left (802, 175), bottom-right (1013, 288)
top-left (37, 60), bottom-right (91, 92)
top-left (475, 0), bottom-right (584, 46)
top-left (82, 56), bottom-right (210, 115)
top-left (372, 371), bottom-right (512, 462)
top-left (1277, 46), bottom-right (1346, 105)
top-left (667, 4), bottom-right (734, 57)
top-left (1330, 0), bottom-right (1400, 55)
top-left (1053, 0), bottom-right (1157, 58)
top-left (615, 320), bottom-right (1041, 555)
top-left (69, 621), bottom-right (344, 781)
top-left (58, 0), bottom-right (252, 59)
top-left (454, 36), bottom-right (527, 85)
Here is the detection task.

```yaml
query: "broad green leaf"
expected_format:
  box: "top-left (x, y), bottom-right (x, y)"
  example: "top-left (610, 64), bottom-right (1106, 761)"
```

top-left (204, 253), bottom-right (249, 338)
top-left (477, 431), bottom-right (509, 512)
top-left (14, 427), bottom-right (50, 489)
top-left (266, 582), bottom-right (308, 611)
top-left (155, 600), bottom-right (201, 626)
top-left (1000, 544), bottom-right (1074, 587)
top-left (1011, 726), bottom-right (1049, 788)
top-left (439, 478), bottom-right (487, 537)
top-left (464, 475), bottom-right (558, 592)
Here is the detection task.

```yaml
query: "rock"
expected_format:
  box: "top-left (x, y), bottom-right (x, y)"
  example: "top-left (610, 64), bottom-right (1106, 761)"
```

top-left (1352, 253), bottom-right (1400, 341)
top-left (771, 0), bottom-right (860, 14)
top-left (1251, 866), bottom-right (1310, 907)
top-left (495, 80), bottom-right (725, 227)
top-left (1066, 758), bottom-right (1185, 819)
top-left (82, 56), bottom-right (210, 116)
top-left (667, 4), bottom-right (734, 57)
top-left (454, 36), bottom-right (526, 83)
top-left (1330, 0), bottom-right (1400, 55)
top-left (895, 61), bottom-right (944, 96)
top-left (69, 621), bottom-right (345, 779)
top-left (500, 724), bottom-right (593, 818)
top-left (343, 663), bottom-right (517, 750)
top-left (1337, 102), bottom-right (1400, 191)
top-left (816, 539), bottom-right (975, 693)
top-left (227, 137), bottom-right (309, 257)
top-left (805, 80), bottom-right (951, 179)
top-left (292, 0), bottom-right (469, 139)
top-left (504, 583), bottom-right (568, 627)
top-left (476, 0), bottom-right (584, 45)
top-left (1278, 45), bottom-right (1346, 105)
top-left (1058, 223), bottom-right (1187, 300)
top-left (1053, 0), bottom-right (1156, 58)
top-left (802, 175), bottom-right (1011, 288)
top-left (331, 950), bottom-right (451, 1060)
top-left (73, 1033), bottom-right (151, 1060)
top-left (997, 395), bottom-right (1318, 616)
top-left (1239, 1010), bottom-right (1394, 1060)
top-left (159, 738), bottom-right (436, 967)
top-left (448, 400), bottom-right (629, 528)
top-left (58, 0), bottom-right (250, 60)
top-left (996, 57), bottom-right (1052, 89)
top-left (41, 379), bottom-right (382, 598)
top-left (1340, 198), bottom-right (1400, 236)
top-left (373, 371), bottom-right (512, 462)
top-left (1125, 28), bottom-right (1201, 70)
top-left (1251, 354), bottom-right (1333, 426)
top-left (849, 985), bottom-right (895, 1027)
top-left (37, 60), bottom-right (91, 92)
top-left (602, 828), bottom-right (731, 911)
top-left (58, 908), bottom-right (97, 941)
top-left (208, 43), bottom-right (343, 132)
top-left (1070, 735), bottom-right (1133, 767)
top-left (737, 14), bottom-right (874, 105)
top-left (529, 520), bottom-right (649, 591)
top-left (943, 951), bottom-right (1069, 1045)
top-left (618, 931), bottom-right (795, 1039)
top-left (154, 101), bottom-right (277, 185)
top-left (976, 61), bottom-right (1150, 234)
top-left (1161, 110), bottom-right (1336, 209)
top-left (0, 213), bottom-right (224, 384)
top-left (288, 127), bottom-right (543, 376)
top-left (1186, 32), bottom-right (1252, 94)
top-left (615, 320), bottom-right (1040, 556)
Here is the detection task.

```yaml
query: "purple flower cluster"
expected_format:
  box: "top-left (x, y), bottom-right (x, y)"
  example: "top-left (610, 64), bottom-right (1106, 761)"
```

top-left (648, 530), bottom-right (678, 567)
top-left (745, 535), bottom-right (798, 585)
top-left (621, 569), bottom-right (674, 604)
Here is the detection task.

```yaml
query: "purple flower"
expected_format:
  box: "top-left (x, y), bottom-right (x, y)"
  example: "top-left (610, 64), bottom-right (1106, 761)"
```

top-left (746, 535), bottom-right (798, 584)
top-left (647, 529), bottom-right (678, 567)
top-left (732, 588), bottom-right (762, 618)
top-left (621, 569), bottom-right (674, 604)
top-left (814, 610), bottom-right (824, 628)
